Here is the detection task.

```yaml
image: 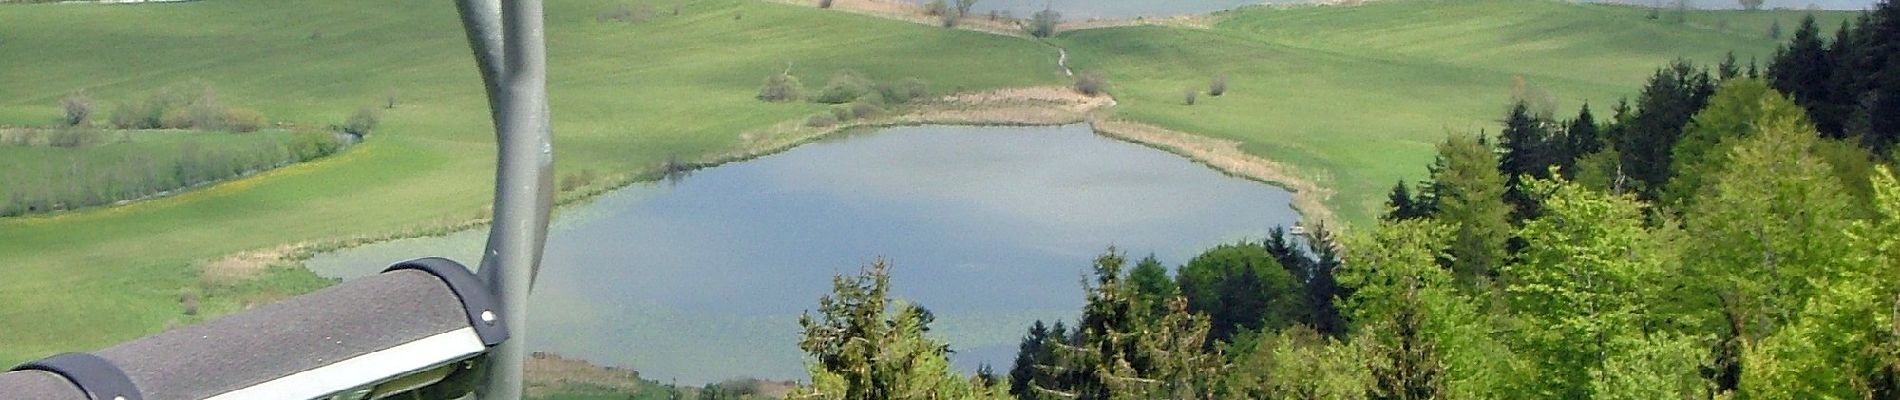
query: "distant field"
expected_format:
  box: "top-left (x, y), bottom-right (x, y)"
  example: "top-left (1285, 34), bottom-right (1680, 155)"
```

top-left (0, 0), bottom-right (1866, 380)
top-left (1058, 0), bottom-right (1859, 223)
top-left (0, 0), bottom-right (1060, 365)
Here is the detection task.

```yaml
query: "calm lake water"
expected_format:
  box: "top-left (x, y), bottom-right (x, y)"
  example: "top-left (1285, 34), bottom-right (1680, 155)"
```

top-left (306, 124), bottom-right (1299, 384)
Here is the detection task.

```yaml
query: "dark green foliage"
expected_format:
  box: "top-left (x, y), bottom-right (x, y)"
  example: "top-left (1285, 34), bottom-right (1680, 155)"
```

top-left (1176, 242), bottom-right (1308, 343)
top-left (1384, 181), bottom-right (1421, 220)
top-left (1302, 225), bottom-right (1349, 337)
top-left (1007, 321), bottom-right (1051, 399)
top-left (1073, 71), bottom-right (1107, 96)
top-left (1128, 255), bottom-right (1176, 322)
top-left (1209, 73), bottom-right (1228, 96)
top-left (1028, 7), bottom-right (1059, 38)
top-left (1719, 51), bottom-right (1741, 81)
top-left (1769, 16), bottom-right (1837, 134)
top-left (1498, 101), bottom-right (1557, 221)
top-left (1613, 61), bottom-right (1715, 200)
top-left (62, 91), bottom-right (93, 126)
top-left (1558, 103), bottom-right (1600, 177)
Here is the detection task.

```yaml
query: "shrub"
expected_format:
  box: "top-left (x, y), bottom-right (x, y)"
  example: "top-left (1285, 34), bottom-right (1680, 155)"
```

top-left (225, 107), bottom-right (266, 133)
top-left (902, 78), bottom-right (930, 101)
top-left (818, 0), bottom-right (833, 8)
top-left (344, 107), bottom-right (381, 137)
top-left (180, 289), bottom-right (200, 316)
top-left (955, 0), bottom-right (978, 16)
top-left (758, 72), bottom-right (803, 103)
top-left (924, 0), bottom-right (948, 15)
top-left (183, 91), bottom-right (228, 131)
top-left (850, 101), bottom-right (883, 120)
top-left (1210, 73), bottom-right (1228, 96)
top-left (559, 169), bottom-right (598, 192)
top-left (940, 12), bottom-right (959, 28)
top-left (811, 70), bottom-right (873, 104)
top-left (139, 86), bottom-right (189, 129)
top-left (1073, 71), bottom-right (1108, 96)
top-left (290, 129), bottom-right (343, 161)
top-left (806, 113), bottom-right (839, 128)
top-left (597, 4), bottom-right (657, 23)
top-left (110, 101), bottom-right (144, 129)
top-left (62, 91), bottom-right (94, 126)
top-left (1184, 88), bottom-right (1199, 105)
top-left (830, 105), bottom-right (855, 122)
top-left (1029, 7), bottom-right (1060, 38)
top-left (47, 128), bottom-right (98, 148)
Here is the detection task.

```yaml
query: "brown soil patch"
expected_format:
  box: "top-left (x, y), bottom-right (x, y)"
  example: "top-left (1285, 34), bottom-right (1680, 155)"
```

top-left (524, 352), bottom-right (650, 397)
top-left (1092, 119), bottom-right (1339, 230)
top-left (198, 245), bottom-right (298, 284)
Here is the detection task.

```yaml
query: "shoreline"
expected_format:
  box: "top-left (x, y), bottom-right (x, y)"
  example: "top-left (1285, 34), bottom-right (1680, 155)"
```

top-left (197, 87), bottom-right (1339, 388)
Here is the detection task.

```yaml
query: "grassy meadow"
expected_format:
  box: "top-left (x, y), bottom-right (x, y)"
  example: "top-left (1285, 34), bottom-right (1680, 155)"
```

top-left (1058, 0), bottom-right (1860, 224)
top-left (0, 0), bottom-right (1059, 365)
top-left (0, 0), bottom-right (1867, 381)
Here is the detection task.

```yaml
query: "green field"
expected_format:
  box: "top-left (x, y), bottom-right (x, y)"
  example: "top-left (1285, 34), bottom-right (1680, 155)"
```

top-left (0, 0), bottom-right (1864, 379)
top-left (1058, 0), bottom-right (1857, 223)
top-left (0, 0), bottom-right (1059, 365)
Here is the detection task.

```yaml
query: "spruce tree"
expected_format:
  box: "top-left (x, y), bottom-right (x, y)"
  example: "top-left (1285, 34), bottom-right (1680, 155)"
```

top-left (1768, 15), bottom-right (1837, 135)
top-left (1498, 101), bottom-right (1554, 221)
top-left (1561, 103), bottom-right (1601, 177)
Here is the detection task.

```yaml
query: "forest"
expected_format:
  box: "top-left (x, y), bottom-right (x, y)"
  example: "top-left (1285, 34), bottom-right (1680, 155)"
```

top-left (787, 2), bottom-right (1900, 398)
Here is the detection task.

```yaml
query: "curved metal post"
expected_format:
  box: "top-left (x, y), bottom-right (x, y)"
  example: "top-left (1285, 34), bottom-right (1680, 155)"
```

top-left (456, 0), bottom-right (553, 398)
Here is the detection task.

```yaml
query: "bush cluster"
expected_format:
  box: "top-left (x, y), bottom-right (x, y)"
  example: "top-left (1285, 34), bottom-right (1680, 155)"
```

top-left (1073, 71), bottom-right (1108, 96)
top-left (758, 72), bottom-right (803, 102)
top-left (0, 133), bottom-right (326, 217)
top-left (106, 84), bottom-right (268, 133)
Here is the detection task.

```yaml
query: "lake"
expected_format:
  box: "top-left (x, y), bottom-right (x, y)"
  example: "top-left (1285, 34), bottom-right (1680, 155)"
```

top-left (305, 124), bottom-right (1300, 384)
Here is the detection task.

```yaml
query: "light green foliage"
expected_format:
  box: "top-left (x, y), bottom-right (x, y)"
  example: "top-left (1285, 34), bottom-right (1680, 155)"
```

top-left (1507, 177), bottom-right (1705, 398)
top-left (1741, 166), bottom-right (1900, 398)
top-left (1592, 333), bottom-right (1713, 400)
top-left (1219, 326), bottom-right (1370, 400)
top-left (1683, 99), bottom-right (1855, 338)
top-left (1121, 298), bottom-right (1224, 400)
top-left (791, 259), bottom-right (1010, 400)
top-left (811, 70), bottom-right (875, 104)
top-left (1666, 78), bottom-right (1803, 210)
top-left (1428, 134), bottom-right (1511, 291)
top-left (1340, 220), bottom-right (1518, 399)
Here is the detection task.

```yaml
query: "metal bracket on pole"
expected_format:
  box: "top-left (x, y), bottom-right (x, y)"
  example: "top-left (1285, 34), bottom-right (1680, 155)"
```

top-left (453, 0), bottom-right (554, 399)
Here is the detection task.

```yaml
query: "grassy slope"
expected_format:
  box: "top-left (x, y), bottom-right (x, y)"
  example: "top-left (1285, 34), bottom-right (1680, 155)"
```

top-left (0, 0), bottom-right (1060, 364)
top-left (1057, 0), bottom-right (1860, 224)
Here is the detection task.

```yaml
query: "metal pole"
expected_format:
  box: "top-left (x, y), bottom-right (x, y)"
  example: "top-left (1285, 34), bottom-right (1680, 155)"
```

top-left (462, 0), bottom-right (553, 398)
top-left (454, 0), bottom-right (506, 128)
